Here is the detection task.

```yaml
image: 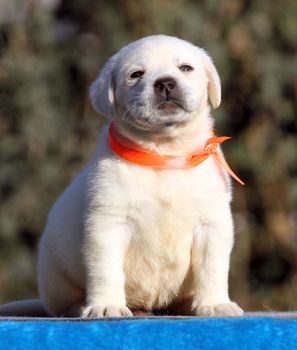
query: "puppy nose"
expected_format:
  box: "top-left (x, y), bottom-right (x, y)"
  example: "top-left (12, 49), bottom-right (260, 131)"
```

top-left (154, 77), bottom-right (176, 93)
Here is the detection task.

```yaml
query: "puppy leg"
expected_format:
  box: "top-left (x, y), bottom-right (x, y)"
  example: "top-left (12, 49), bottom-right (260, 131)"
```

top-left (38, 253), bottom-right (84, 317)
top-left (192, 209), bottom-right (243, 317)
top-left (81, 223), bottom-right (132, 318)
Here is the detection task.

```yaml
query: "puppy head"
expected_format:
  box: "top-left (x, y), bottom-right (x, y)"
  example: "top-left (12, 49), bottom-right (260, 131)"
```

top-left (90, 35), bottom-right (221, 133)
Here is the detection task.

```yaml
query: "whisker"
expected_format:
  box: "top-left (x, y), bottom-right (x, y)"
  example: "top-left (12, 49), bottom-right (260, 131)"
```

top-left (121, 98), bottom-right (147, 121)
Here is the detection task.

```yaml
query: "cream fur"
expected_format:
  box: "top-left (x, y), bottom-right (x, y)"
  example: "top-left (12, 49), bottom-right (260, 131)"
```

top-left (25, 35), bottom-right (242, 317)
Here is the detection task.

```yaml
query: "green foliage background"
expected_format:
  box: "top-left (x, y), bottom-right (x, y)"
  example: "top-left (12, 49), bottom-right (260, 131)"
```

top-left (0, 0), bottom-right (296, 311)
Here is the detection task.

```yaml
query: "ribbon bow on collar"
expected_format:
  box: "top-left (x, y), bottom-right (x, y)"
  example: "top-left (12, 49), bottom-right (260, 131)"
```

top-left (108, 123), bottom-right (245, 186)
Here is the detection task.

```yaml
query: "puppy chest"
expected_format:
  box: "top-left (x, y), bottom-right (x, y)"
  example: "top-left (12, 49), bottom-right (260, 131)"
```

top-left (127, 181), bottom-right (199, 243)
top-left (123, 188), bottom-right (197, 309)
top-left (124, 229), bottom-right (192, 310)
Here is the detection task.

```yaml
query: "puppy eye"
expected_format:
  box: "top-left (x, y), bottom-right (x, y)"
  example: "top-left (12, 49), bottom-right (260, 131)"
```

top-left (130, 71), bottom-right (145, 79)
top-left (179, 65), bottom-right (194, 72)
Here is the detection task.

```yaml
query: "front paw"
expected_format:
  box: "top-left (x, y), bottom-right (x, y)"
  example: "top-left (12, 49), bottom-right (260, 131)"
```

top-left (81, 305), bottom-right (133, 318)
top-left (195, 302), bottom-right (243, 317)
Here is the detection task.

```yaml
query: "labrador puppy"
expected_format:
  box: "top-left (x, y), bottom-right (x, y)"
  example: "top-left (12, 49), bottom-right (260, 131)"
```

top-left (2, 35), bottom-right (244, 317)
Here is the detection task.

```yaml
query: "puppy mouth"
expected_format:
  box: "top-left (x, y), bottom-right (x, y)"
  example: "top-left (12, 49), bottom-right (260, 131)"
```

top-left (131, 116), bottom-right (187, 131)
top-left (156, 98), bottom-right (186, 113)
top-left (157, 100), bottom-right (180, 112)
top-left (120, 96), bottom-right (190, 132)
top-left (163, 121), bottom-right (181, 127)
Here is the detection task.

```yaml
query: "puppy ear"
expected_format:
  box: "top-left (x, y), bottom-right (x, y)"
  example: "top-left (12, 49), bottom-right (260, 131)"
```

top-left (90, 55), bottom-right (117, 118)
top-left (201, 51), bottom-right (221, 109)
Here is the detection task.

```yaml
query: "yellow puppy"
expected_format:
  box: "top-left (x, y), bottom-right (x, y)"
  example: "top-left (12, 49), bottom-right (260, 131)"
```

top-left (1, 35), bottom-right (243, 318)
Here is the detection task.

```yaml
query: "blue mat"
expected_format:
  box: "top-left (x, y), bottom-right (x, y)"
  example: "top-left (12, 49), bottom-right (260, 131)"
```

top-left (1, 316), bottom-right (297, 350)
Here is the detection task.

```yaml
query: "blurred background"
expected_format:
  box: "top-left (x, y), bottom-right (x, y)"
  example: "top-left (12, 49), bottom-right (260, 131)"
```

top-left (0, 0), bottom-right (296, 312)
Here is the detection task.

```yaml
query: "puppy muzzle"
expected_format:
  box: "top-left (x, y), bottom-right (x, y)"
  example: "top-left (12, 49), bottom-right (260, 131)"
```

top-left (154, 76), bottom-right (177, 96)
top-left (153, 76), bottom-right (184, 113)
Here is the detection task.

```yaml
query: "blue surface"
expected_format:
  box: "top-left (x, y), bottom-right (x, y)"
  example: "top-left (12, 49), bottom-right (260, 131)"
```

top-left (0, 317), bottom-right (297, 350)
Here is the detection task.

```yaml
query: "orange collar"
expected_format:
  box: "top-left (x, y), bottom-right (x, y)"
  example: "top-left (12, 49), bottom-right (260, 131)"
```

top-left (108, 123), bottom-right (244, 185)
